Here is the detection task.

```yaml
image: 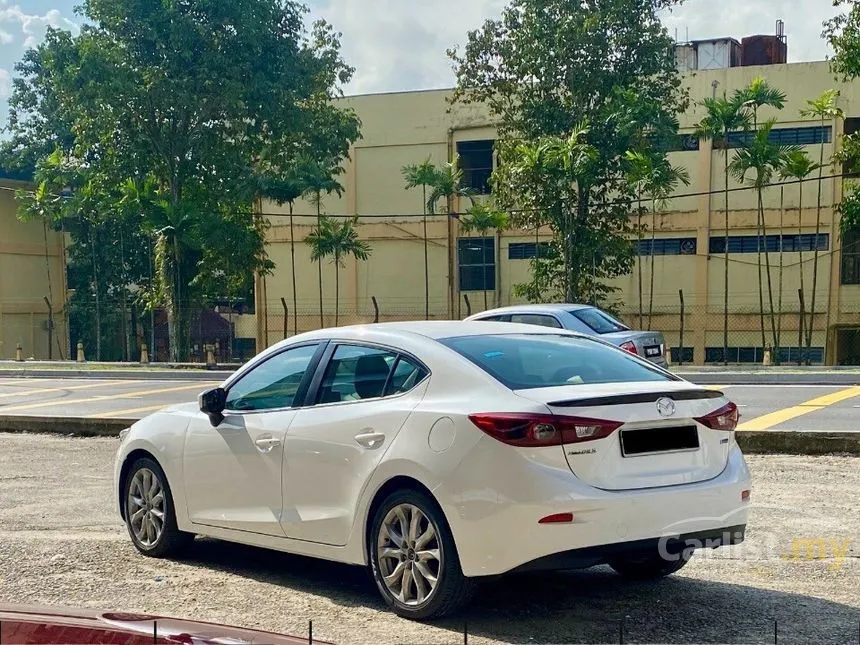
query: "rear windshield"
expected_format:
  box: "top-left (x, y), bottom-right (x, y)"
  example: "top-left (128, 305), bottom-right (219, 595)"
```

top-left (570, 307), bottom-right (629, 334)
top-left (441, 334), bottom-right (673, 390)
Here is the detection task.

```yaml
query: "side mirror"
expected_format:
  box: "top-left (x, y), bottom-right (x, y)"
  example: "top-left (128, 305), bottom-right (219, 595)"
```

top-left (199, 387), bottom-right (227, 427)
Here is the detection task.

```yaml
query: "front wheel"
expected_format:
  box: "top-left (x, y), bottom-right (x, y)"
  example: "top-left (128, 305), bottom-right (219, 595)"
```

top-left (368, 489), bottom-right (475, 620)
top-left (123, 457), bottom-right (194, 558)
top-left (609, 549), bottom-right (691, 580)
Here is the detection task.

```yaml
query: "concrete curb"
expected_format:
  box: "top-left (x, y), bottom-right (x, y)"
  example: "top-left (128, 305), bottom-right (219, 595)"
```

top-left (1, 416), bottom-right (857, 455)
top-left (0, 369), bottom-right (234, 381)
top-left (674, 372), bottom-right (860, 385)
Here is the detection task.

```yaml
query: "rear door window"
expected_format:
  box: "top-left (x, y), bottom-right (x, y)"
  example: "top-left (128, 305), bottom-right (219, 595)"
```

top-left (441, 334), bottom-right (674, 390)
top-left (510, 313), bottom-right (563, 329)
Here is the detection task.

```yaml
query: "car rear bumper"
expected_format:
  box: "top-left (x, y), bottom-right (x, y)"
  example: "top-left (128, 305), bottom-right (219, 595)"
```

top-left (446, 444), bottom-right (751, 578)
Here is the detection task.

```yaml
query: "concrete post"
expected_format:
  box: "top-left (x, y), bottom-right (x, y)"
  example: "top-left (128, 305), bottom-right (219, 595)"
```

top-left (15, 342), bottom-right (23, 362)
top-left (140, 343), bottom-right (149, 365)
top-left (76, 341), bottom-right (85, 363)
top-left (205, 344), bottom-right (216, 368)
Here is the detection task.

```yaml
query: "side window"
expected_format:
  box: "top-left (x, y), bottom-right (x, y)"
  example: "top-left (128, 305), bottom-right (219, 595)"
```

top-left (317, 345), bottom-right (397, 404)
top-left (477, 315), bottom-right (512, 322)
top-left (510, 313), bottom-right (563, 329)
top-left (385, 356), bottom-right (429, 396)
top-left (225, 344), bottom-right (319, 411)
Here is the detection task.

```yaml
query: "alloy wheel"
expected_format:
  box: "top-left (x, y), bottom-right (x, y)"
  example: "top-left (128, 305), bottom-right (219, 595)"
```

top-left (376, 503), bottom-right (442, 606)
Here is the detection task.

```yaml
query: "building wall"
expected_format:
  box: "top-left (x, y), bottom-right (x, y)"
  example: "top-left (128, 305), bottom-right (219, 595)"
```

top-left (254, 62), bottom-right (860, 365)
top-left (0, 181), bottom-right (69, 360)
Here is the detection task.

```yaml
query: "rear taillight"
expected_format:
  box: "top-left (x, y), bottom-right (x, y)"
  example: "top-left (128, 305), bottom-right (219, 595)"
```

top-left (694, 402), bottom-right (739, 431)
top-left (468, 413), bottom-right (622, 447)
top-left (619, 341), bottom-right (637, 355)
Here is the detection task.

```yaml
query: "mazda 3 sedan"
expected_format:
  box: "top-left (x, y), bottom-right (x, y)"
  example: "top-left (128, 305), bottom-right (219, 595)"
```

top-left (114, 321), bottom-right (750, 620)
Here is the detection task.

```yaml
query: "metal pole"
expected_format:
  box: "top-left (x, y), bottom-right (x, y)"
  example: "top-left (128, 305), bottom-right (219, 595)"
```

top-left (464, 294), bottom-right (472, 318)
top-left (281, 297), bottom-right (289, 339)
top-left (679, 289), bottom-right (685, 366)
top-left (43, 296), bottom-right (53, 360)
top-left (371, 296), bottom-right (379, 323)
top-left (798, 289), bottom-right (804, 366)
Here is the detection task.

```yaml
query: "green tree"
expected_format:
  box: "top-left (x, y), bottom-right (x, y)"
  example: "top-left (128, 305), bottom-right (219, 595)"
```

top-left (305, 216), bottom-right (371, 326)
top-left (729, 119), bottom-right (798, 360)
top-left (449, 0), bottom-right (687, 305)
top-left (694, 96), bottom-right (751, 364)
top-left (402, 158), bottom-right (441, 320)
top-left (780, 150), bottom-right (821, 362)
top-left (800, 90), bottom-right (844, 357)
top-left (4, 0), bottom-right (359, 361)
top-left (459, 200), bottom-right (510, 310)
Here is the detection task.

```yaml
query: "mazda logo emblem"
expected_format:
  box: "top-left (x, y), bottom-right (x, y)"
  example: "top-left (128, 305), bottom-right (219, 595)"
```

top-left (656, 397), bottom-right (676, 417)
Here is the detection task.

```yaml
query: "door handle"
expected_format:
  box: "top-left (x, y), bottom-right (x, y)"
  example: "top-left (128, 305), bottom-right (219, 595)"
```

top-left (354, 431), bottom-right (386, 450)
top-left (254, 436), bottom-right (282, 451)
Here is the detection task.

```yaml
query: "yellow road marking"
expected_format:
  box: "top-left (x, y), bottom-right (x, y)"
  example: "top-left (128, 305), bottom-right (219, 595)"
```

top-left (700, 385), bottom-right (731, 390)
top-left (93, 403), bottom-right (174, 418)
top-left (0, 382), bottom-right (215, 414)
top-left (0, 380), bottom-right (137, 399)
top-left (737, 386), bottom-right (860, 431)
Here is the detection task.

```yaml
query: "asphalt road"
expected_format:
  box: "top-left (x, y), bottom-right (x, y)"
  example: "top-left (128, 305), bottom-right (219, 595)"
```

top-left (0, 376), bottom-right (859, 433)
top-left (0, 434), bottom-right (857, 644)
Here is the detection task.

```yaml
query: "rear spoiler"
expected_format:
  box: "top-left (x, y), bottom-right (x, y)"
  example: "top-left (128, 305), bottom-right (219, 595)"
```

top-left (548, 389), bottom-right (724, 408)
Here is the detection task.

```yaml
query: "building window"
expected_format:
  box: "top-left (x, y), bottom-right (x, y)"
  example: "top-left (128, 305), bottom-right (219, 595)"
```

top-left (634, 237), bottom-right (697, 256)
top-left (508, 242), bottom-right (552, 260)
top-left (458, 237), bottom-right (495, 291)
top-left (726, 126), bottom-right (831, 149)
top-left (706, 346), bottom-right (824, 364)
top-left (709, 234), bottom-right (829, 255)
top-left (456, 140), bottom-right (494, 194)
top-left (653, 133), bottom-right (700, 152)
top-left (842, 229), bottom-right (860, 285)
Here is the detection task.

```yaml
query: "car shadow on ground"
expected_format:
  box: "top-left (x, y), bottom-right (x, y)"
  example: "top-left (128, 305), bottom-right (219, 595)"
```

top-left (180, 538), bottom-right (859, 644)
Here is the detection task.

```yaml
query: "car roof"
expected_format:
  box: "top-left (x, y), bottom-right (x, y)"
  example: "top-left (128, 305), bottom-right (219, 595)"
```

top-left (467, 303), bottom-right (593, 316)
top-left (295, 320), bottom-right (581, 342)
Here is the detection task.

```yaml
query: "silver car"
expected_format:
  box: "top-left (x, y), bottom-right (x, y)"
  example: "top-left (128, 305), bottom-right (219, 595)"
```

top-left (465, 303), bottom-right (668, 368)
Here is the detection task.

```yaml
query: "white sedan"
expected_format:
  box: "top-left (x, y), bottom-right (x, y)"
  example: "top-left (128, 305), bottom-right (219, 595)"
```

top-left (114, 321), bottom-right (751, 620)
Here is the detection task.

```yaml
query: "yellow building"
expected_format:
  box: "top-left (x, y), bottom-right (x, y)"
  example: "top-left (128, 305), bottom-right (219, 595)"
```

top-left (256, 57), bottom-right (860, 366)
top-left (0, 169), bottom-right (69, 360)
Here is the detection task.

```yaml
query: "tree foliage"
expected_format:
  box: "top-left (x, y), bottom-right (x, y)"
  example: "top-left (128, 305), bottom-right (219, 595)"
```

top-left (449, 0), bottom-right (687, 304)
top-left (3, 0), bottom-right (360, 359)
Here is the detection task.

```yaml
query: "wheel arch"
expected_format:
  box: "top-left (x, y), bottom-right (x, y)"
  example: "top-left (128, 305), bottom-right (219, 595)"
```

top-left (363, 475), bottom-right (449, 557)
top-left (117, 448), bottom-right (160, 520)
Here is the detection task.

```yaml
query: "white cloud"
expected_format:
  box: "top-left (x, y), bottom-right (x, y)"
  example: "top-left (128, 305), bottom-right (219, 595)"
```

top-left (0, 30), bottom-right (12, 44)
top-left (0, 4), bottom-right (79, 47)
top-left (310, 0), bottom-right (842, 95)
top-left (0, 68), bottom-right (11, 100)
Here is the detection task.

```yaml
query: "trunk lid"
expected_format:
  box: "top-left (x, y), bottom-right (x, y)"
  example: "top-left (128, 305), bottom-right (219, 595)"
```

top-left (514, 381), bottom-right (733, 491)
top-left (602, 330), bottom-right (666, 362)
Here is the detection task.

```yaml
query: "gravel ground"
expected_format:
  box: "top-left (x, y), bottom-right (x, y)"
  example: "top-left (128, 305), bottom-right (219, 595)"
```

top-left (0, 433), bottom-right (857, 645)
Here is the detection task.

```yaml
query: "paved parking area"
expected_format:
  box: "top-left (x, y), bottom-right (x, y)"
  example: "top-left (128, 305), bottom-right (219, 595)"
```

top-left (0, 433), bottom-right (857, 644)
top-left (1, 377), bottom-right (860, 434)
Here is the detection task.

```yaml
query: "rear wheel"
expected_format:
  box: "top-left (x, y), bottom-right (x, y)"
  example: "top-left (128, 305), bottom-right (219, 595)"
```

top-left (368, 489), bottom-right (475, 620)
top-left (609, 550), bottom-right (691, 580)
top-left (123, 457), bottom-right (194, 558)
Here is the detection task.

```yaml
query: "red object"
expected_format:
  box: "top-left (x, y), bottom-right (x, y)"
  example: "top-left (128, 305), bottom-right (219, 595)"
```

top-left (619, 341), bottom-right (637, 355)
top-left (538, 512), bottom-right (575, 524)
top-left (469, 413), bottom-right (623, 447)
top-left (0, 604), bottom-right (326, 645)
top-left (694, 402), bottom-right (740, 431)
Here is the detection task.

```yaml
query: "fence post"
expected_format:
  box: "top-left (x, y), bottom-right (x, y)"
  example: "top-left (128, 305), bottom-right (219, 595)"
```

top-left (43, 296), bottom-right (53, 361)
top-left (464, 294), bottom-right (472, 318)
top-left (371, 296), bottom-right (379, 323)
top-left (797, 289), bottom-right (805, 366)
top-left (678, 290), bottom-right (685, 366)
top-left (280, 297), bottom-right (288, 339)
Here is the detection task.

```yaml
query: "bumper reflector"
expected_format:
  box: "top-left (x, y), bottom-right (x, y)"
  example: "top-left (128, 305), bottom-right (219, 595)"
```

top-left (538, 512), bottom-right (575, 524)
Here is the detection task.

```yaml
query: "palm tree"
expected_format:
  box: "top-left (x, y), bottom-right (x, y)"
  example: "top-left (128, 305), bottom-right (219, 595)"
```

top-left (625, 151), bottom-right (652, 329)
top-left (733, 77), bottom-right (787, 131)
top-left (460, 201), bottom-right (510, 310)
top-left (730, 119), bottom-right (799, 360)
top-left (646, 158), bottom-right (690, 329)
top-left (402, 159), bottom-right (440, 320)
top-left (780, 149), bottom-right (821, 363)
top-left (301, 165), bottom-right (343, 329)
top-left (695, 96), bottom-right (750, 365)
top-left (800, 89), bottom-right (844, 357)
top-left (305, 216), bottom-right (371, 327)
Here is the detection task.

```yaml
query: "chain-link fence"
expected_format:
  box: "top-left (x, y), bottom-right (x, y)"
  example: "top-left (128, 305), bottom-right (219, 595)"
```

top-left (1, 294), bottom-right (845, 366)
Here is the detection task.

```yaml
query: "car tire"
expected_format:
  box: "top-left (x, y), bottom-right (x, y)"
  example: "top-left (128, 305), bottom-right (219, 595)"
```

top-left (608, 549), bottom-right (691, 580)
top-left (368, 489), bottom-right (476, 620)
top-left (123, 457), bottom-right (194, 558)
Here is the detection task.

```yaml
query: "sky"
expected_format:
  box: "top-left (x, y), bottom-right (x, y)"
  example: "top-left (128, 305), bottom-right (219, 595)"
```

top-left (0, 0), bottom-right (844, 130)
